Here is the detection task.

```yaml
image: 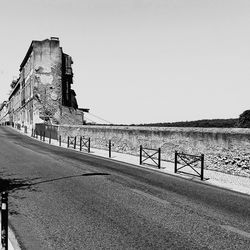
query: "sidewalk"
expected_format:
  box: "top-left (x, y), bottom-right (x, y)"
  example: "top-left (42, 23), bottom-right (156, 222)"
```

top-left (22, 128), bottom-right (250, 196)
top-left (90, 148), bottom-right (250, 196)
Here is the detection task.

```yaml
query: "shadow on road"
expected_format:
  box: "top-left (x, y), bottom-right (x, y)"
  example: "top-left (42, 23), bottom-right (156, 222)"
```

top-left (0, 172), bottom-right (110, 215)
top-left (0, 172), bottom-right (110, 193)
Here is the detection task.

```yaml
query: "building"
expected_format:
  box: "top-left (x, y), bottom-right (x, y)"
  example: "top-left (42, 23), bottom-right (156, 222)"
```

top-left (0, 37), bottom-right (89, 129)
top-left (0, 101), bottom-right (10, 125)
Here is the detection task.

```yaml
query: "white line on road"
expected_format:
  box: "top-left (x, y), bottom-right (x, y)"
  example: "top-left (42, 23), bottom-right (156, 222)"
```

top-left (220, 225), bottom-right (250, 239)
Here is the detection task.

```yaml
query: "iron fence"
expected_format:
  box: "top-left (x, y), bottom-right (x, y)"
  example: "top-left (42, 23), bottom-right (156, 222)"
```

top-left (34, 123), bottom-right (58, 140)
top-left (80, 136), bottom-right (90, 153)
top-left (67, 136), bottom-right (77, 149)
top-left (174, 151), bottom-right (204, 180)
top-left (139, 145), bottom-right (161, 169)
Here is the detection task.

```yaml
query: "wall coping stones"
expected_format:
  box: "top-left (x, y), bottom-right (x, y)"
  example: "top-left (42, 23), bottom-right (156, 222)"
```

top-left (58, 125), bottom-right (250, 136)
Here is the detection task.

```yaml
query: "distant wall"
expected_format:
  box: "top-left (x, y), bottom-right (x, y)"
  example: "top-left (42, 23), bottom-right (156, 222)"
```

top-left (58, 125), bottom-right (250, 177)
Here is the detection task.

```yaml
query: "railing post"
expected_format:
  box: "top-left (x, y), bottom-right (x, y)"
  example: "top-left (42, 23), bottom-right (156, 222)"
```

top-left (59, 135), bottom-right (61, 146)
top-left (67, 136), bottom-right (69, 148)
top-left (43, 131), bottom-right (45, 142)
top-left (174, 151), bottom-right (178, 173)
top-left (74, 136), bottom-right (76, 149)
top-left (79, 136), bottom-right (82, 151)
top-left (201, 154), bottom-right (204, 181)
top-left (158, 148), bottom-right (161, 169)
top-left (139, 145), bottom-right (142, 165)
top-left (109, 140), bottom-right (111, 158)
top-left (88, 138), bottom-right (90, 153)
top-left (49, 131), bottom-right (51, 144)
top-left (80, 136), bottom-right (82, 151)
top-left (1, 192), bottom-right (8, 250)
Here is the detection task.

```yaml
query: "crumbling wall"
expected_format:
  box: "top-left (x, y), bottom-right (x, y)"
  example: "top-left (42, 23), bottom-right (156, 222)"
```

top-left (32, 40), bottom-right (62, 124)
top-left (58, 125), bottom-right (250, 177)
top-left (60, 106), bottom-right (84, 125)
top-left (31, 40), bottom-right (84, 125)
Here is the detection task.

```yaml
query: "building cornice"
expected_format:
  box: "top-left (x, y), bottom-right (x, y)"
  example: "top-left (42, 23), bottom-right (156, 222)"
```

top-left (19, 41), bottom-right (34, 71)
top-left (9, 80), bottom-right (20, 100)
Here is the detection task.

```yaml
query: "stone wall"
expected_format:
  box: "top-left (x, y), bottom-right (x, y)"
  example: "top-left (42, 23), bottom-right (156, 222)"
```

top-left (60, 106), bottom-right (85, 125)
top-left (32, 39), bottom-right (62, 124)
top-left (58, 125), bottom-right (250, 177)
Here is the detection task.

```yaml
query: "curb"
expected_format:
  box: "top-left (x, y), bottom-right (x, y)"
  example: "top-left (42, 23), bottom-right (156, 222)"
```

top-left (12, 127), bottom-right (250, 196)
top-left (0, 214), bottom-right (21, 250)
top-left (19, 127), bottom-right (250, 196)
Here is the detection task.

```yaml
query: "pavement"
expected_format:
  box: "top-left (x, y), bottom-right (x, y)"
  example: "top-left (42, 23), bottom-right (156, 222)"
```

top-left (18, 127), bottom-right (250, 196)
top-left (3, 126), bottom-right (250, 249)
top-left (23, 129), bottom-right (250, 196)
top-left (88, 147), bottom-right (250, 195)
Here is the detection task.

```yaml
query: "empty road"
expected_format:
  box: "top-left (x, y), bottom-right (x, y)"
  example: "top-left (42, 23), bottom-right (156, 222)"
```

top-left (0, 126), bottom-right (250, 249)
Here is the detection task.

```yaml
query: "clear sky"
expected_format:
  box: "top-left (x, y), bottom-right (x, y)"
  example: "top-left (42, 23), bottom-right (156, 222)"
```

top-left (0, 0), bottom-right (250, 124)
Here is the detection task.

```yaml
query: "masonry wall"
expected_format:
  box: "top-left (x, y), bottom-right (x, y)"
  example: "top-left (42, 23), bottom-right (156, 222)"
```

top-left (58, 125), bottom-right (250, 177)
top-left (32, 39), bottom-right (63, 124)
top-left (60, 106), bottom-right (85, 125)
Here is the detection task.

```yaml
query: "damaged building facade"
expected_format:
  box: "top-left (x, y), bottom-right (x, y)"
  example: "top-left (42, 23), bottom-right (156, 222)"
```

top-left (0, 37), bottom-right (88, 129)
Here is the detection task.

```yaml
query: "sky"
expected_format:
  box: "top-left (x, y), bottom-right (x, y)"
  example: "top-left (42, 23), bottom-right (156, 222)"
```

top-left (0, 0), bottom-right (250, 124)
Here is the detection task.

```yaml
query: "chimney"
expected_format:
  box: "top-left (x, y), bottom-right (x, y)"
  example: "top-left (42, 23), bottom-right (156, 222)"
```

top-left (50, 37), bottom-right (59, 41)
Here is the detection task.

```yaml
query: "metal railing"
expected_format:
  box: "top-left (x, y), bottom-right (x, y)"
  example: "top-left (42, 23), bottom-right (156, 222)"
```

top-left (28, 128), bottom-right (209, 181)
top-left (80, 136), bottom-right (90, 153)
top-left (174, 151), bottom-right (204, 180)
top-left (139, 145), bottom-right (161, 169)
top-left (67, 136), bottom-right (77, 149)
top-left (34, 123), bottom-right (58, 140)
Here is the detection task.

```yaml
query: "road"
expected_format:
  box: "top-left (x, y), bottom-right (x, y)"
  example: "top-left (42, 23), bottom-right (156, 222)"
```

top-left (0, 126), bottom-right (250, 249)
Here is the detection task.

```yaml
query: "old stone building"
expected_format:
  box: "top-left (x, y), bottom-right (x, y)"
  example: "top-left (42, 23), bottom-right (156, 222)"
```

top-left (0, 101), bottom-right (10, 124)
top-left (0, 37), bottom-right (88, 129)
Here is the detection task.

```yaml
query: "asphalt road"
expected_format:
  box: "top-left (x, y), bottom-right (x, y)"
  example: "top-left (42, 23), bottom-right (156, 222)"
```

top-left (0, 126), bottom-right (250, 249)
